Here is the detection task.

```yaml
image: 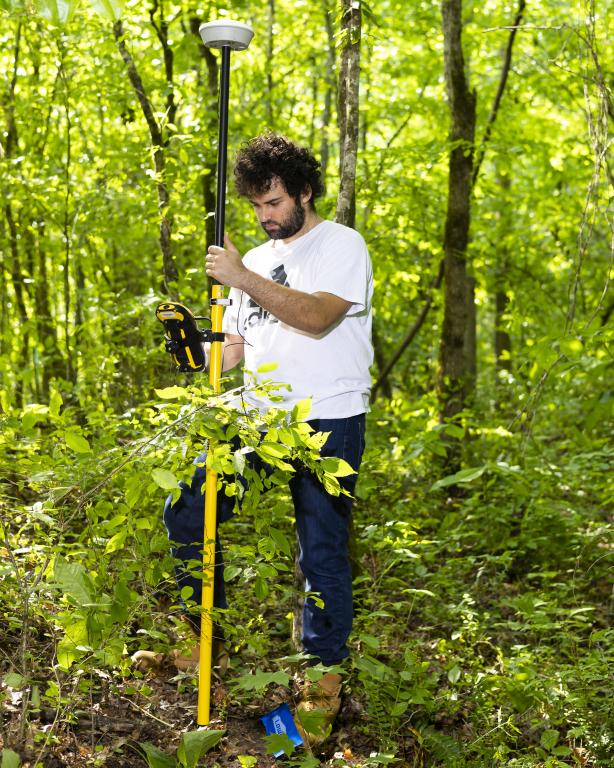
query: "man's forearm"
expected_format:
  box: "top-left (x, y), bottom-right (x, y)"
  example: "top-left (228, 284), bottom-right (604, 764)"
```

top-left (237, 270), bottom-right (349, 335)
top-left (222, 334), bottom-right (244, 371)
top-left (205, 238), bottom-right (351, 334)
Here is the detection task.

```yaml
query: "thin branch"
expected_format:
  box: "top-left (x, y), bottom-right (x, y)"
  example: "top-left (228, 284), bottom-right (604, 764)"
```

top-left (472, 0), bottom-right (526, 189)
top-left (113, 20), bottom-right (163, 148)
top-left (371, 259), bottom-right (444, 400)
top-left (149, 0), bottom-right (177, 129)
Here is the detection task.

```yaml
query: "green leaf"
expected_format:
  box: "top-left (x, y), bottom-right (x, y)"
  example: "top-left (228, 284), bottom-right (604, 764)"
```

top-left (232, 450), bottom-right (246, 476)
top-left (53, 557), bottom-right (94, 606)
top-left (0, 0), bottom-right (24, 14)
top-left (137, 742), bottom-right (176, 768)
top-left (65, 430), bottom-right (92, 454)
top-left (21, 405), bottom-right (48, 431)
top-left (155, 386), bottom-right (187, 399)
top-left (264, 733), bottom-right (297, 757)
top-left (447, 665), bottom-right (461, 683)
top-left (35, 0), bottom-right (77, 25)
top-left (431, 465), bottom-right (487, 490)
top-left (294, 707), bottom-right (330, 737)
top-left (105, 529), bottom-right (128, 554)
top-left (391, 701), bottom-right (409, 716)
top-left (177, 729), bottom-right (224, 767)
top-left (3, 672), bottom-right (25, 688)
top-left (540, 729), bottom-right (559, 751)
top-left (319, 457), bottom-right (355, 477)
top-left (49, 389), bottom-right (63, 418)
top-left (151, 468), bottom-right (178, 490)
top-left (269, 527), bottom-right (292, 557)
top-left (257, 441), bottom-right (290, 458)
top-left (291, 398), bottom-right (312, 422)
top-left (89, 0), bottom-right (124, 21)
top-left (403, 588), bottom-right (436, 598)
top-left (238, 757), bottom-right (258, 768)
top-left (1, 749), bottom-right (21, 768)
top-left (234, 670), bottom-right (290, 692)
top-left (256, 362), bottom-right (279, 373)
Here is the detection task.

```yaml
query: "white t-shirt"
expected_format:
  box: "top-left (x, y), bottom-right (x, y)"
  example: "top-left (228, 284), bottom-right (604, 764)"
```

top-left (222, 220), bottom-right (373, 419)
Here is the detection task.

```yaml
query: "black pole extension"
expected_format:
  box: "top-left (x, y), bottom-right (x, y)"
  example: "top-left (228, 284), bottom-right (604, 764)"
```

top-left (214, 46), bottom-right (231, 252)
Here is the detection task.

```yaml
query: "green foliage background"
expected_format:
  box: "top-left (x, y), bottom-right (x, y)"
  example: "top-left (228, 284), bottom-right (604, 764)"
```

top-left (0, 0), bottom-right (612, 766)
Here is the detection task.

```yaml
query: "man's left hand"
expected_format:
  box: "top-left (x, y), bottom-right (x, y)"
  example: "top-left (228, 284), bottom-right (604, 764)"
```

top-left (206, 235), bottom-right (246, 288)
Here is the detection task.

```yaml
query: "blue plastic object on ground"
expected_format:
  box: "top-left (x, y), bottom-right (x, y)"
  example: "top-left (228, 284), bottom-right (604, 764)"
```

top-left (260, 702), bottom-right (304, 757)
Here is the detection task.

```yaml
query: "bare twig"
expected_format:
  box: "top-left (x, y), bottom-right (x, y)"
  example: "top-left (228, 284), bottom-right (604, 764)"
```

top-left (472, 0), bottom-right (526, 189)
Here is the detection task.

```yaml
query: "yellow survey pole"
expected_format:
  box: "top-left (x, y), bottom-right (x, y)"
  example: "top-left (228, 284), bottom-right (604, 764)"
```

top-left (197, 282), bottom-right (224, 725)
top-left (196, 21), bottom-right (253, 727)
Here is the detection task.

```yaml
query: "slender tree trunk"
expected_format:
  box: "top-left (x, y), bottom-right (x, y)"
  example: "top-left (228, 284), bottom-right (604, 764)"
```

top-left (438, 0), bottom-right (477, 450)
top-left (149, 0), bottom-right (177, 129)
top-left (373, 260), bottom-right (444, 399)
top-left (371, 321), bottom-right (392, 400)
top-left (57, 51), bottom-right (76, 386)
top-left (494, 173), bottom-right (512, 391)
top-left (5, 205), bottom-right (29, 406)
top-left (2, 22), bottom-right (28, 405)
top-left (265, 0), bottom-right (276, 128)
top-left (464, 275), bottom-right (477, 397)
top-left (495, 287), bottom-right (512, 369)
top-left (34, 221), bottom-right (62, 396)
top-left (335, 0), bottom-right (361, 228)
top-left (319, 0), bottom-right (336, 182)
top-left (375, 4), bottom-right (523, 397)
top-left (113, 20), bottom-right (178, 297)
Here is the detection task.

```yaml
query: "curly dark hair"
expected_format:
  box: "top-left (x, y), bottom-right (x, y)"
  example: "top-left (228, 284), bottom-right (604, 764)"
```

top-left (233, 133), bottom-right (324, 209)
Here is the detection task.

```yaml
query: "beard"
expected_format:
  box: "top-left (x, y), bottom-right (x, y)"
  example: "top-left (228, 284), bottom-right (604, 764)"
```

top-left (261, 199), bottom-right (306, 240)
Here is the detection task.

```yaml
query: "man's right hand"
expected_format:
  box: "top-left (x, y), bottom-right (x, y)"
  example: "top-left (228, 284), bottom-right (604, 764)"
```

top-left (206, 235), bottom-right (247, 288)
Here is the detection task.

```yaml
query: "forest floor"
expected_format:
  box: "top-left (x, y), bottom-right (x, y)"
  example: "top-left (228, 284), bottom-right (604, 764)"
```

top-left (2, 419), bottom-right (611, 768)
top-left (5, 657), bottom-right (394, 768)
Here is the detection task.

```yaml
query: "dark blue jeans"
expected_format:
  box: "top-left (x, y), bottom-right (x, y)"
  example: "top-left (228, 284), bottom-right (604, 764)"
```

top-left (163, 414), bottom-right (366, 666)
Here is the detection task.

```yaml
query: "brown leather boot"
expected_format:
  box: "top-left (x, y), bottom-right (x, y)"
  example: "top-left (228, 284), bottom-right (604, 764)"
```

top-left (294, 672), bottom-right (343, 748)
top-left (131, 638), bottom-right (229, 677)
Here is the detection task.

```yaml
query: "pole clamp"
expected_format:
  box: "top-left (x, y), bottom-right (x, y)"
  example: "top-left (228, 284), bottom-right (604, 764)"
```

top-left (204, 331), bottom-right (225, 343)
top-left (210, 297), bottom-right (233, 306)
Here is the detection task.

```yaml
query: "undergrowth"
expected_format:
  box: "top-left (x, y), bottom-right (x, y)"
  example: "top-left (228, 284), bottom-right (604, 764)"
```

top-left (0, 367), bottom-right (612, 767)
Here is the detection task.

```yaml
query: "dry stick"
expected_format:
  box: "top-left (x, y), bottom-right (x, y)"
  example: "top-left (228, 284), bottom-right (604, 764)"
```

top-left (372, 2), bottom-right (526, 397)
top-left (118, 695), bottom-right (176, 729)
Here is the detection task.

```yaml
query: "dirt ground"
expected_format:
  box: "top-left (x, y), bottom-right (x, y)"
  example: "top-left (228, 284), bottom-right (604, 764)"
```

top-left (4, 671), bottom-right (401, 768)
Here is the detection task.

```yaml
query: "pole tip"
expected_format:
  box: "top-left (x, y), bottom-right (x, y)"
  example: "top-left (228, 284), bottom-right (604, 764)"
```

top-left (199, 20), bottom-right (254, 51)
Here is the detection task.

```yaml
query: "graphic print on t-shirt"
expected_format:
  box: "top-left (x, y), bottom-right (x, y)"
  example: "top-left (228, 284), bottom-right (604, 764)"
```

top-left (245, 263), bottom-right (289, 328)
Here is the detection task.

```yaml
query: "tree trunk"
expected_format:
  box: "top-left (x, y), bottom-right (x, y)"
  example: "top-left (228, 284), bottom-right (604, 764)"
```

top-left (58, 52), bottom-right (76, 386)
top-left (5, 204), bottom-right (29, 407)
top-left (2, 22), bottom-right (28, 405)
top-left (438, 0), bottom-right (477, 449)
top-left (494, 174), bottom-right (512, 389)
top-left (34, 220), bottom-right (63, 396)
top-left (335, 0), bottom-right (361, 229)
top-left (464, 275), bottom-right (477, 397)
top-left (265, 0), bottom-right (276, 128)
top-left (319, 0), bottom-right (336, 183)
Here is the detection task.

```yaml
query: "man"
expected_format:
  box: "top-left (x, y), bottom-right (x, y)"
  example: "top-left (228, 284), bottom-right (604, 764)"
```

top-left (169, 133), bottom-right (373, 744)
